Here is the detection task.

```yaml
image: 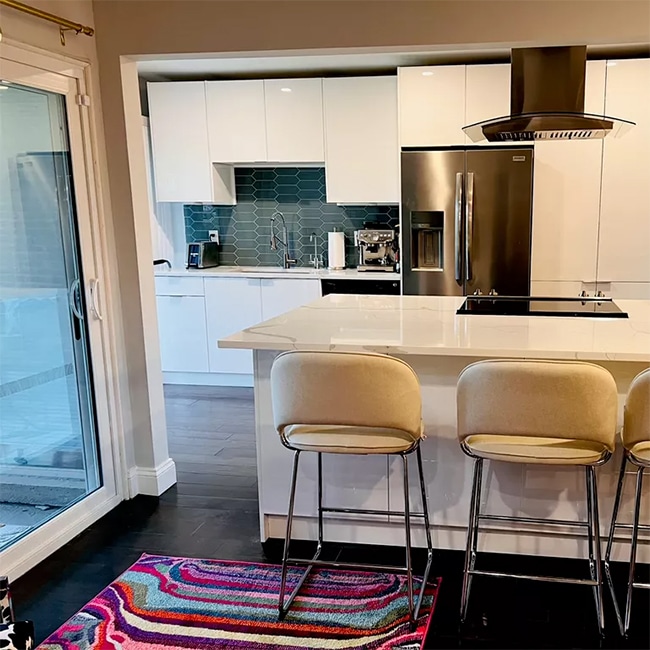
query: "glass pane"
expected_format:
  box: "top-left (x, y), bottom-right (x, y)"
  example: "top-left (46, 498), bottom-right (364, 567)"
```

top-left (0, 81), bottom-right (101, 550)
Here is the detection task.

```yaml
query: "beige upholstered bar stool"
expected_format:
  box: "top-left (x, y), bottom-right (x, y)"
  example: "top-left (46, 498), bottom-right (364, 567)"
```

top-left (270, 350), bottom-right (433, 625)
top-left (456, 359), bottom-right (618, 635)
top-left (604, 367), bottom-right (650, 636)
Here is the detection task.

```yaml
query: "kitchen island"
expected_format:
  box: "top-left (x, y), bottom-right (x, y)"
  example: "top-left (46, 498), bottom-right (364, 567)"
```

top-left (219, 295), bottom-right (650, 561)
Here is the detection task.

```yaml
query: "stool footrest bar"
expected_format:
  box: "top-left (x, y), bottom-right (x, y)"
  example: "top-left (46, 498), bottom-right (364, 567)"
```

top-left (320, 506), bottom-right (426, 518)
top-left (632, 582), bottom-right (650, 590)
top-left (478, 514), bottom-right (589, 528)
top-left (469, 569), bottom-right (598, 586)
top-left (610, 522), bottom-right (650, 532)
top-left (287, 557), bottom-right (409, 573)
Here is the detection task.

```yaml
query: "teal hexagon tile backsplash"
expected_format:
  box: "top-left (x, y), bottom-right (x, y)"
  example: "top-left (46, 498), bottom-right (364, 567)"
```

top-left (184, 167), bottom-right (397, 268)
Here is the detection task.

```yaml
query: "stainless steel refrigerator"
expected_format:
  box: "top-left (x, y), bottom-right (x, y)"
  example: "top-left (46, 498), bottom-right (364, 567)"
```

top-left (401, 147), bottom-right (534, 296)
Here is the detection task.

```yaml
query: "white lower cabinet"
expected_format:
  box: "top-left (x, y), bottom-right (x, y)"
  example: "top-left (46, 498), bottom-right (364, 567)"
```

top-left (204, 278), bottom-right (262, 375)
top-left (157, 275), bottom-right (323, 382)
top-left (156, 295), bottom-right (209, 372)
top-left (260, 278), bottom-right (321, 320)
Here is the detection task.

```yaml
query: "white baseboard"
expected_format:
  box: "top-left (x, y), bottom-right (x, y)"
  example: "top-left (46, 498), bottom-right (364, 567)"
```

top-left (128, 458), bottom-right (177, 496)
top-left (162, 371), bottom-right (253, 387)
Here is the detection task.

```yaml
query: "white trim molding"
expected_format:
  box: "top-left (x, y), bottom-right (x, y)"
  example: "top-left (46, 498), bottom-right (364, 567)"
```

top-left (129, 458), bottom-right (177, 497)
top-left (1, 489), bottom-right (121, 581)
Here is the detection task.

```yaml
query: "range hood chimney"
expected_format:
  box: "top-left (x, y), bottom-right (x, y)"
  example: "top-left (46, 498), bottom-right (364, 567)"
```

top-left (463, 46), bottom-right (635, 142)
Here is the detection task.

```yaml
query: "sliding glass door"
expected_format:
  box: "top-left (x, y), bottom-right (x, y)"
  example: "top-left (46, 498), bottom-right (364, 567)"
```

top-left (0, 48), bottom-right (118, 572)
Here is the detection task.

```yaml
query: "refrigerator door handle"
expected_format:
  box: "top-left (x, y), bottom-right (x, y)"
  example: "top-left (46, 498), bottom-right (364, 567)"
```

top-left (465, 172), bottom-right (475, 282)
top-left (454, 172), bottom-right (463, 283)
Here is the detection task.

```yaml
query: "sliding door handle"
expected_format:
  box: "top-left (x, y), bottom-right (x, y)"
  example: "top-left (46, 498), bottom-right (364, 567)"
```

top-left (454, 172), bottom-right (463, 283)
top-left (89, 278), bottom-right (103, 321)
top-left (68, 278), bottom-right (83, 320)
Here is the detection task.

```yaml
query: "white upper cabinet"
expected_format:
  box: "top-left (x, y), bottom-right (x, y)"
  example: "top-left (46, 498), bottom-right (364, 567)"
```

top-left (206, 80), bottom-right (267, 163)
top-left (147, 82), bottom-right (213, 202)
top-left (399, 65), bottom-right (466, 146)
top-left (323, 76), bottom-right (399, 204)
top-left (264, 79), bottom-right (325, 162)
top-left (598, 59), bottom-right (650, 283)
top-left (465, 64), bottom-right (511, 143)
top-left (531, 61), bottom-right (607, 285)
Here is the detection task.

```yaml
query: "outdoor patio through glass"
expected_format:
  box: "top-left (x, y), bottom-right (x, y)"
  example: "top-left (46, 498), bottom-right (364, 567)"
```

top-left (0, 79), bottom-right (101, 550)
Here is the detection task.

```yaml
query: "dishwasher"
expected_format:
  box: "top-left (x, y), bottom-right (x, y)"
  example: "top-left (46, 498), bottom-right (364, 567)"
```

top-left (320, 278), bottom-right (401, 296)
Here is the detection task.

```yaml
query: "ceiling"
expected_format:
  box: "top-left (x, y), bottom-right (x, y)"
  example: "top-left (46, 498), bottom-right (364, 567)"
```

top-left (136, 44), bottom-right (649, 82)
top-left (136, 48), bottom-right (511, 81)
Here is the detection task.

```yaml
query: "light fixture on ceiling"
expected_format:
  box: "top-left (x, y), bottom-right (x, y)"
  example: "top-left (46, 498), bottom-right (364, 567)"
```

top-left (280, 87), bottom-right (292, 92)
top-left (606, 61), bottom-right (617, 67)
top-left (421, 71), bottom-right (434, 76)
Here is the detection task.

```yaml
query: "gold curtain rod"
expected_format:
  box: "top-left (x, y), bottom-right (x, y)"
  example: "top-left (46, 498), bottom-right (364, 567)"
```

top-left (0, 0), bottom-right (94, 45)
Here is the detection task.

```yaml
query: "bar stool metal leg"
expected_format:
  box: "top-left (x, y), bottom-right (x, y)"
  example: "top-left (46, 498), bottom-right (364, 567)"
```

top-left (624, 466), bottom-right (644, 636)
top-left (604, 454), bottom-right (627, 635)
top-left (460, 457), bottom-right (483, 623)
top-left (317, 452), bottom-right (324, 554)
top-left (402, 453), bottom-right (414, 625)
top-left (414, 445), bottom-right (434, 622)
top-left (586, 466), bottom-right (605, 635)
top-left (279, 450), bottom-right (301, 619)
top-left (585, 468), bottom-right (598, 615)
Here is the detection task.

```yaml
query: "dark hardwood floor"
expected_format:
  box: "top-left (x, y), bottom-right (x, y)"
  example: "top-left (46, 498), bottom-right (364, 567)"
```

top-left (12, 385), bottom-right (649, 649)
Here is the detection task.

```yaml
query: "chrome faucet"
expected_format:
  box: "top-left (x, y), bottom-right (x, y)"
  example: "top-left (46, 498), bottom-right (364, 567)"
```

top-left (309, 232), bottom-right (323, 270)
top-left (270, 212), bottom-right (296, 269)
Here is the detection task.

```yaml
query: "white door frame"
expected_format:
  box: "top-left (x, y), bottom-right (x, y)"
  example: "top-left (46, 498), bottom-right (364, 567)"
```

top-left (0, 41), bottom-right (127, 581)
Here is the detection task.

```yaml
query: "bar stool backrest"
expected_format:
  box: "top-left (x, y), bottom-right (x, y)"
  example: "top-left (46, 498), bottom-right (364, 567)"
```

top-left (270, 351), bottom-right (422, 439)
top-left (457, 359), bottom-right (618, 451)
top-left (623, 368), bottom-right (650, 449)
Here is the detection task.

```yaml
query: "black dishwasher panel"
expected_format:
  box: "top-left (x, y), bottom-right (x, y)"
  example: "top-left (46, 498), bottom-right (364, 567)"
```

top-left (321, 278), bottom-right (401, 296)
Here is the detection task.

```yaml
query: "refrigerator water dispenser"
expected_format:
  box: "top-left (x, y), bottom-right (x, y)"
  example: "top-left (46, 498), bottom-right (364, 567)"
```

top-left (411, 211), bottom-right (444, 270)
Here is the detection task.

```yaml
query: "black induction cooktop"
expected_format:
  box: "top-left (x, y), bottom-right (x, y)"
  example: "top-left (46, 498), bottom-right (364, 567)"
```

top-left (457, 296), bottom-right (629, 318)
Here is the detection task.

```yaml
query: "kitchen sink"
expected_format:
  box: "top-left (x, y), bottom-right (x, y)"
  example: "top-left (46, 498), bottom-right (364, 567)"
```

top-left (238, 267), bottom-right (316, 274)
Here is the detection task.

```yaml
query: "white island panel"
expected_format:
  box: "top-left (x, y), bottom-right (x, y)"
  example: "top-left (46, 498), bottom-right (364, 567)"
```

top-left (220, 295), bottom-right (650, 561)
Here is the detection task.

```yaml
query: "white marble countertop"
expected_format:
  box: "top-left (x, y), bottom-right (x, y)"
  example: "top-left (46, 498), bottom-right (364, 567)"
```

top-left (219, 294), bottom-right (650, 362)
top-left (155, 266), bottom-right (400, 281)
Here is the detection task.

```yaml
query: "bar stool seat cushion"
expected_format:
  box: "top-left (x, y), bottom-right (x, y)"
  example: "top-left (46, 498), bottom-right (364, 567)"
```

top-left (629, 440), bottom-right (650, 464)
top-left (463, 434), bottom-right (610, 465)
top-left (284, 424), bottom-right (421, 454)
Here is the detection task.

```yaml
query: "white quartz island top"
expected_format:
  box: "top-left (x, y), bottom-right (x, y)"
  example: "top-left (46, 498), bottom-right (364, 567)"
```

top-left (219, 294), bottom-right (650, 362)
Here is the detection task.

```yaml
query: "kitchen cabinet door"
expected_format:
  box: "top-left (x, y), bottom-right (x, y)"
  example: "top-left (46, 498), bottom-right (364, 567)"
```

top-left (204, 278), bottom-right (262, 375)
top-left (398, 65), bottom-right (466, 146)
top-left (264, 79), bottom-right (325, 162)
top-left (323, 76), bottom-right (399, 203)
top-left (598, 59), bottom-right (650, 284)
top-left (260, 279), bottom-right (321, 321)
top-left (156, 295), bottom-right (209, 372)
top-left (148, 82), bottom-right (213, 202)
top-left (465, 64), bottom-right (511, 145)
top-left (206, 80), bottom-right (267, 163)
top-left (530, 61), bottom-right (607, 286)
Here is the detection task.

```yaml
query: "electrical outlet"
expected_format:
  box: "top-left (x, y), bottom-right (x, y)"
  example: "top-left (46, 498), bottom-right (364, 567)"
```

top-left (208, 230), bottom-right (220, 244)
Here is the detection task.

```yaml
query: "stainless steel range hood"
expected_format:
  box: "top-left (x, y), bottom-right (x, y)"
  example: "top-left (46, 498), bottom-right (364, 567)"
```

top-left (463, 46), bottom-right (635, 142)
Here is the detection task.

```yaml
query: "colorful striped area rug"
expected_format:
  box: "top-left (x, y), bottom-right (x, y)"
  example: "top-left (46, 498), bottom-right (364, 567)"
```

top-left (40, 554), bottom-right (440, 649)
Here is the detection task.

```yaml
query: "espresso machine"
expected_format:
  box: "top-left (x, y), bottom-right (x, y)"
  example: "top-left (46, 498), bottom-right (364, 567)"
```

top-left (354, 226), bottom-right (398, 272)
